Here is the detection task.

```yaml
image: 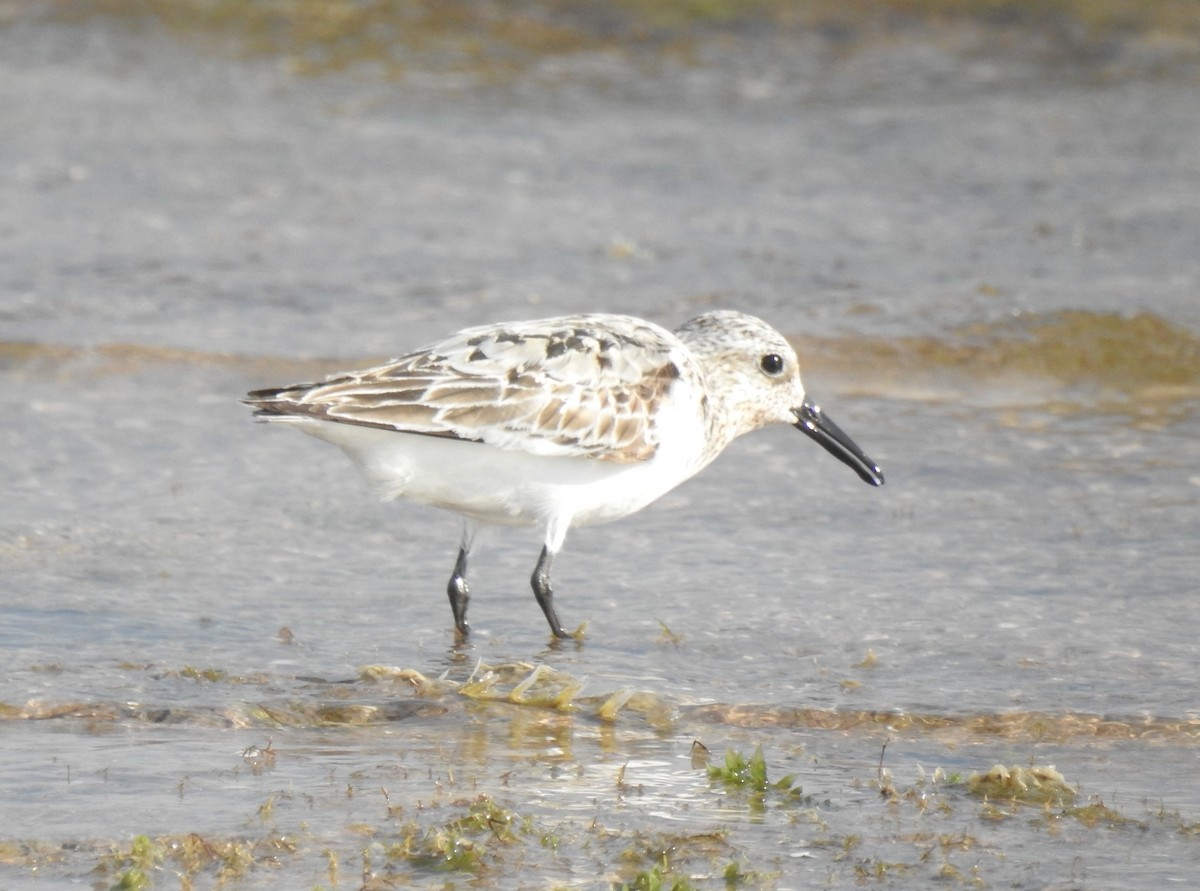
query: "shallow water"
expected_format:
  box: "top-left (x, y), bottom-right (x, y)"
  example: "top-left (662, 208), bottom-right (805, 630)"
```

top-left (2, 6), bottom-right (1200, 889)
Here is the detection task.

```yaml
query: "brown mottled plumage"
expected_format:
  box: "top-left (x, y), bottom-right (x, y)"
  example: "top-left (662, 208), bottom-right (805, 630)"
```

top-left (248, 316), bottom-right (687, 463)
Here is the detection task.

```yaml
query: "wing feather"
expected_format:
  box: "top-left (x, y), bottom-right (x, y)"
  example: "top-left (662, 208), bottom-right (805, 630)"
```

top-left (245, 314), bottom-right (690, 463)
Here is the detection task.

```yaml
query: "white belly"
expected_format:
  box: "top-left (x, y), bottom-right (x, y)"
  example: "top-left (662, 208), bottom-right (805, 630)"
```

top-left (287, 414), bottom-right (708, 536)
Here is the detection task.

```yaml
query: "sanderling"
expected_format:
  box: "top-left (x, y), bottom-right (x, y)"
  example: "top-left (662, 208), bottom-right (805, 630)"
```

top-left (245, 310), bottom-right (884, 638)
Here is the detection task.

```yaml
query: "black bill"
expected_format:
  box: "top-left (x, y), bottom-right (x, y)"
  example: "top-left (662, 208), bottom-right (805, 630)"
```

top-left (793, 400), bottom-right (885, 487)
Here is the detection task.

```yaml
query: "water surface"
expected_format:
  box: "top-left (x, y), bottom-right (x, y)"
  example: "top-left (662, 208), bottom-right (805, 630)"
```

top-left (2, 7), bottom-right (1199, 888)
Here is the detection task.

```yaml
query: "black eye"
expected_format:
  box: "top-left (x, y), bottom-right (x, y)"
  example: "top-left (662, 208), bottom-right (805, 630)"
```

top-left (759, 353), bottom-right (785, 376)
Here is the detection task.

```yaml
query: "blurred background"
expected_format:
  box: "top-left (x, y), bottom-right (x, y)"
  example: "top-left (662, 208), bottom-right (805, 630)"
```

top-left (2, 2), bottom-right (1199, 888)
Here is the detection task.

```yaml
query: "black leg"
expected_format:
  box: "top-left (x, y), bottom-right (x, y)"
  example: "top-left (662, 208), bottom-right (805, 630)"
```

top-left (531, 545), bottom-right (570, 638)
top-left (447, 543), bottom-right (471, 637)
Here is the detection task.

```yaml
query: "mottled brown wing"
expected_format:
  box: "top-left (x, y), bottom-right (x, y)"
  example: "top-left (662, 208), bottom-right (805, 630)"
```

top-left (246, 315), bottom-right (686, 463)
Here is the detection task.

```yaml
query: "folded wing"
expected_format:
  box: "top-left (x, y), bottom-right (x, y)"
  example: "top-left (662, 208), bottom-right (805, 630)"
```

top-left (245, 315), bottom-right (687, 464)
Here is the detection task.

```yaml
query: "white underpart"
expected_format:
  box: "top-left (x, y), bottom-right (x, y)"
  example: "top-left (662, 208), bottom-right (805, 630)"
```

top-left (284, 374), bottom-right (710, 553)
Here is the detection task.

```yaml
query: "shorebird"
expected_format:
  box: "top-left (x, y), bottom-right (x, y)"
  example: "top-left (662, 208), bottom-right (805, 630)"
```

top-left (245, 310), bottom-right (884, 638)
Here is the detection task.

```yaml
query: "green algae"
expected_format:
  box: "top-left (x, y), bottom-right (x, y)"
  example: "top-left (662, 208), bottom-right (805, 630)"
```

top-left (967, 763), bottom-right (1077, 806)
top-left (706, 745), bottom-right (802, 801)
